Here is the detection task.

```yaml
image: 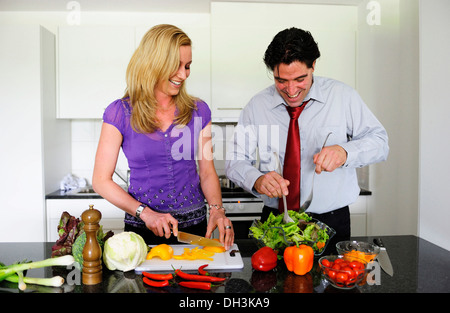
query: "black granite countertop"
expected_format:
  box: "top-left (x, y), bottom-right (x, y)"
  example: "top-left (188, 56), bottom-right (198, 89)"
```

top-left (1, 235), bottom-right (449, 297)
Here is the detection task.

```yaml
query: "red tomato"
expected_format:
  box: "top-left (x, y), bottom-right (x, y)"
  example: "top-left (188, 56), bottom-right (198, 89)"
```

top-left (332, 263), bottom-right (341, 271)
top-left (328, 270), bottom-right (336, 280)
top-left (341, 266), bottom-right (354, 278)
top-left (349, 260), bottom-right (365, 270)
top-left (355, 269), bottom-right (366, 279)
top-left (334, 258), bottom-right (344, 264)
top-left (336, 272), bottom-right (349, 283)
top-left (321, 259), bottom-right (332, 268)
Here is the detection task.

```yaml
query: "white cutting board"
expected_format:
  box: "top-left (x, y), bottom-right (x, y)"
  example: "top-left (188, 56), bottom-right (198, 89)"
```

top-left (134, 244), bottom-right (243, 272)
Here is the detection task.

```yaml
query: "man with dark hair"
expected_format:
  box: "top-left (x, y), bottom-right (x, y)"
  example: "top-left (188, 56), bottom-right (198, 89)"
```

top-left (225, 27), bottom-right (389, 239)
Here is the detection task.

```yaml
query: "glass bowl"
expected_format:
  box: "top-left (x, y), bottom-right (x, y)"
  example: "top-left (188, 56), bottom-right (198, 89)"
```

top-left (318, 255), bottom-right (370, 289)
top-left (249, 218), bottom-right (336, 256)
top-left (336, 241), bottom-right (380, 262)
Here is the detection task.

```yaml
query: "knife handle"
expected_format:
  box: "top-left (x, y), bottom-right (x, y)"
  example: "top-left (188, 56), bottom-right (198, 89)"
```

top-left (373, 238), bottom-right (385, 248)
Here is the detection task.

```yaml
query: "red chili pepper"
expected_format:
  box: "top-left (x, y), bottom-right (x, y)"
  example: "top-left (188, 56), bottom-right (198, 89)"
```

top-left (198, 264), bottom-right (210, 276)
top-left (179, 281), bottom-right (212, 290)
top-left (175, 269), bottom-right (226, 282)
top-left (143, 277), bottom-right (169, 287)
top-left (142, 272), bottom-right (173, 280)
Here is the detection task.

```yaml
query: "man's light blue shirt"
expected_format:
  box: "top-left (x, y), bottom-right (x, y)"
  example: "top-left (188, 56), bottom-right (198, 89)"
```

top-left (225, 76), bottom-right (389, 214)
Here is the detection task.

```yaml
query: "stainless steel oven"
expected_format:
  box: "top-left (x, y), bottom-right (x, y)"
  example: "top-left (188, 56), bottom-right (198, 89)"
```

top-left (211, 187), bottom-right (264, 239)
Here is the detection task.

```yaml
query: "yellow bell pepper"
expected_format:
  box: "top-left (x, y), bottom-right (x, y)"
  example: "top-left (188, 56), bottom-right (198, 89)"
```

top-left (173, 247), bottom-right (215, 261)
top-left (202, 239), bottom-right (226, 253)
top-left (146, 244), bottom-right (174, 260)
top-left (283, 244), bottom-right (314, 275)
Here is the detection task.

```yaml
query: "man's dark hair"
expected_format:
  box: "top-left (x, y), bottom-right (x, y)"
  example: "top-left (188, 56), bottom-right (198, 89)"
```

top-left (263, 27), bottom-right (321, 70)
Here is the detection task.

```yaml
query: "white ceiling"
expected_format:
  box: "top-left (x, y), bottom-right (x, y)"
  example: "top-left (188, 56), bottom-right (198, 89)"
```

top-left (0, 0), bottom-right (364, 13)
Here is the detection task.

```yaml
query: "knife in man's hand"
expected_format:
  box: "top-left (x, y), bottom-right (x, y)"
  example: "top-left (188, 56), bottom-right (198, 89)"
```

top-left (374, 238), bottom-right (394, 277)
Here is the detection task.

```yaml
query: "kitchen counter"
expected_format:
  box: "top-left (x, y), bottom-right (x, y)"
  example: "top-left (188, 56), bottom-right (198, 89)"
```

top-left (1, 235), bottom-right (449, 296)
top-left (46, 187), bottom-right (372, 200)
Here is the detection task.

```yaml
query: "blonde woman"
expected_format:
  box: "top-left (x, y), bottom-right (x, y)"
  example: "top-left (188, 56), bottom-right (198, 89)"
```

top-left (93, 24), bottom-right (234, 249)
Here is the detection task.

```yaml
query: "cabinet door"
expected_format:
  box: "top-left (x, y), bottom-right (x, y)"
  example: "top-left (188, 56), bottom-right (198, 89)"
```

top-left (211, 2), bottom-right (356, 121)
top-left (57, 26), bottom-right (135, 118)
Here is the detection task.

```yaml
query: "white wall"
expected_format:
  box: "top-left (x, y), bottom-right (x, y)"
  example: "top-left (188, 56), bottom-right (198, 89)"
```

top-left (418, 0), bottom-right (450, 251)
top-left (1, 1), bottom-right (449, 250)
top-left (0, 25), bottom-right (71, 242)
top-left (355, 0), bottom-right (420, 237)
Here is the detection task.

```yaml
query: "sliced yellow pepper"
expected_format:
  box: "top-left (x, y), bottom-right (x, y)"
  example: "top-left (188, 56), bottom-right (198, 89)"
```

top-left (146, 244), bottom-right (174, 260)
top-left (202, 239), bottom-right (226, 253)
top-left (173, 247), bottom-right (215, 261)
top-left (344, 250), bottom-right (376, 262)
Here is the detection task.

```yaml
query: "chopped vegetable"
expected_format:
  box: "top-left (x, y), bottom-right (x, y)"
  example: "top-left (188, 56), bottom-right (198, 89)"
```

top-left (251, 247), bottom-right (278, 272)
top-left (173, 247), bottom-right (215, 261)
top-left (283, 244), bottom-right (314, 275)
top-left (103, 232), bottom-right (148, 272)
top-left (146, 244), bottom-right (174, 261)
top-left (202, 239), bottom-right (226, 253)
top-left (343, 250), bottom-right (377, 262)
top-left (249, 211), bottom-right (330, 251)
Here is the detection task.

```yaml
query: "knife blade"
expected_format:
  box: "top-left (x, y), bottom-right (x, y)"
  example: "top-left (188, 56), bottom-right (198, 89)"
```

top-left (374, 238), bottom-right (394, 277)
top-left (177, 231), bottom-right (224, 247)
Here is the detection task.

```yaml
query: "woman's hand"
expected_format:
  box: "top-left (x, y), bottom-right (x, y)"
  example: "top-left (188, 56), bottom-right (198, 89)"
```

top-left (140, 208), bottom-right (178, 239)
top-left (205, 208), bottom-right (234, 250)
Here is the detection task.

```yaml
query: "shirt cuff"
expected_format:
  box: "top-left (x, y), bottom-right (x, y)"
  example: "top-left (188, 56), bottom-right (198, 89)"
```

top-left (242, 167), bottom-right (264, 197)
top-left (339, 142), bottom-right (356, 168)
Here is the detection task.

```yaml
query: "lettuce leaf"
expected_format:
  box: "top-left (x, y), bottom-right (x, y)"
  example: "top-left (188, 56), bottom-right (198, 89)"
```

top-left (249, 211), bottom-right (330, 251)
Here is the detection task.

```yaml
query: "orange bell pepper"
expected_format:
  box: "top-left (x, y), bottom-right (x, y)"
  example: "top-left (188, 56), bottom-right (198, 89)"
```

top-left (283, 244), bottom-right (314, 275)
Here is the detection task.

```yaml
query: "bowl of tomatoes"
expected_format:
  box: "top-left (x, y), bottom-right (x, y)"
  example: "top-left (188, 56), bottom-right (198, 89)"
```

top-left (318, 255), bottom-right (370, 289)
top-left (336, 240), bottom-right (380, 263)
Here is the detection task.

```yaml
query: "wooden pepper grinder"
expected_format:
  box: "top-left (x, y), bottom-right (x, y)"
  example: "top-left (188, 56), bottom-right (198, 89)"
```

top-left (81, 204), bottom-right (102, 285)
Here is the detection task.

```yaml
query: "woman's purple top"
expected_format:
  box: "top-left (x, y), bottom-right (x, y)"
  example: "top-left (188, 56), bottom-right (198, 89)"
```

top-left (103, 98), bottom-right (211, 229)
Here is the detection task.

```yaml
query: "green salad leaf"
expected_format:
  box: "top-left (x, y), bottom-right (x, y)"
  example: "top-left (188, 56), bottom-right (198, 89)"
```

top-left (249, 211), bottom-right (330, 251)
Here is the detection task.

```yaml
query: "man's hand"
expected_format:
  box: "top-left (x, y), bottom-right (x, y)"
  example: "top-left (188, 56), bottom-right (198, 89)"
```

top-left (254, 171), bottom-right (290, 198)
top-left (313, 145), bottom-right (348, 174)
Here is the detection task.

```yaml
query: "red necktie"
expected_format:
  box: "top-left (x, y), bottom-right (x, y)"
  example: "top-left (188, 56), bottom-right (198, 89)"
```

top-left (279, 101), bottom-right (308, 213)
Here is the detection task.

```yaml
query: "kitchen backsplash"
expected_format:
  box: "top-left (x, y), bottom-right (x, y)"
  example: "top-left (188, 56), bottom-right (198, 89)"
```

top-left (70, 120), bottom-right (369, 190)
top-left (70, 120), bottom-right (229, 186)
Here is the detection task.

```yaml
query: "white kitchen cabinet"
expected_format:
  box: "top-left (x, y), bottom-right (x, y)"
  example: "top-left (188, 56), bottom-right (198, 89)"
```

top-left (57, 26), bottom-right (135, 118)
top-left (210, 2), bottom-right (357, 121)
top-left (57, 15), bottom-right (211, 119)
top-left (46, 199), bottom-right (125, 242)
top-left (0, 25), bottom-right (71, 242)
top-left (349, 196), bottom-right (368, 236)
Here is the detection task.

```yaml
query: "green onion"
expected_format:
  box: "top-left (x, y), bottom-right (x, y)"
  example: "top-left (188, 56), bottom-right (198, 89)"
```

top-left (5, 273), bottom-right (65, 290)
top-left (0, 255), bottom-right (75, 289)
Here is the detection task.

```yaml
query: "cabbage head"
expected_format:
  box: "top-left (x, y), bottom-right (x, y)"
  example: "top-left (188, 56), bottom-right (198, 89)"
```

top-left (103, 232), bottom-right (148, 272)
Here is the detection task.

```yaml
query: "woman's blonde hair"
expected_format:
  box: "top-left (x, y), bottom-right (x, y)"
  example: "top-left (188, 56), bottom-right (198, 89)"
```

top-left (124, 24), bottom-right (197, 133)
